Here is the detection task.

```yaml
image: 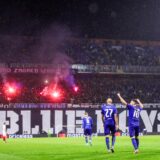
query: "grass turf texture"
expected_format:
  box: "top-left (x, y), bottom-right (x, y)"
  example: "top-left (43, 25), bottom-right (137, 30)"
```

top-left (0, 136), bottom-right (160, 160)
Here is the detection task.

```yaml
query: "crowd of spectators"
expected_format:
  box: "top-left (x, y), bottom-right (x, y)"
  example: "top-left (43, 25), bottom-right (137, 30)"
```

top-left (0, 36), bottom-right (159, 104)
top-left (74, 75), bottom-right (160, 103)
top-left (66, 39), bottom-right (160, 66)
top-left (0, 35), bottom-right (160, 66)
top-left (0, 74), bottom-right (159, 103)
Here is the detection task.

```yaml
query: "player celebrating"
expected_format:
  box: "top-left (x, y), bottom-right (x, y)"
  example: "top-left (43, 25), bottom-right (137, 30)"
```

top-left (82, 112), bottom-right (93, 146)
top-left (117, 93), bottom-right (144, 154)
top-left (2, 122), bottom-right (7, 143)
top-left (101, 98), bottom-right (118, 153)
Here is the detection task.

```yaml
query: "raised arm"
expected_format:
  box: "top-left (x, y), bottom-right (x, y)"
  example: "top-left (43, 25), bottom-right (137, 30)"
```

top-left (136, 99), bottom-right (144, 109)
top-left (117, 93), bottom-right (127, 106)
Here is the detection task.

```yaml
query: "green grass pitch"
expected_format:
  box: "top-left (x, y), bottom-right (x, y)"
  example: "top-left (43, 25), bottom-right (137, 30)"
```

top-left (0, 136), bottom-right (160, 160)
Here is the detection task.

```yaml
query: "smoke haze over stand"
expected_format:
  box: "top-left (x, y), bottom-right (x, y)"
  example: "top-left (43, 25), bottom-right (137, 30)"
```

top-left (35, 24), bottom-right (75, 87)
top-left (0, 24), bottom-right (76, 95)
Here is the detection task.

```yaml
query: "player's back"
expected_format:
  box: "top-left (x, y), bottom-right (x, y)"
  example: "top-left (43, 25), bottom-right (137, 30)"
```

top-left (101, 104), bottom-right (117, 125)
top-left (127, 104), bottom-right (142, 126)
top-left (82, 116), bottom-right (93, 129)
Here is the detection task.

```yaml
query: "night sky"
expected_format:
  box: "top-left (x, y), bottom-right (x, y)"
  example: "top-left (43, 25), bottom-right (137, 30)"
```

top-left (0, 0), bottom-right (160, 40)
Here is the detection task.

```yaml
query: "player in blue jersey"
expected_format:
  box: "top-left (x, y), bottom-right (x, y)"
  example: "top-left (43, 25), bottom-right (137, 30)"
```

top-left (82, 112), bottom-right (93, 146)
top-left (101, 98), bottom-right (119, 153)
top-left (117, 93), bottom-right (144, 154)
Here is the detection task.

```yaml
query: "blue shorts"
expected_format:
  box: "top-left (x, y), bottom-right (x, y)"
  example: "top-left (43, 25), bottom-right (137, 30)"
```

top-left (129, 126), bottom-right (139, 137)
top-left (104, 124), bottom-right (116, 135)
top-left (84, 129), bottom-right (92, 136)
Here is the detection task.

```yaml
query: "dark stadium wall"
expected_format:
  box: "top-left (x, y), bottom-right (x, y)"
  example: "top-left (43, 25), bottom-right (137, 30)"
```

top-left (0, 106), bottom-right (160, 136)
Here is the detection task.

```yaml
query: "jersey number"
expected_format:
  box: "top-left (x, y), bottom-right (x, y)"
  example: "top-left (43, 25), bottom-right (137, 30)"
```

top-left (86, 118), bottom-right (90, 124)
top-left (133, 110), bottom-right (140, 118)
top-left (105, 109), bottom-right (113, 118)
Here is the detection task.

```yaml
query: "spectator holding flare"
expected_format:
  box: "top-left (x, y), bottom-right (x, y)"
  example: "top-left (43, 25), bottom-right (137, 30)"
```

top-left (82, 112), bottom-right (93, 146)
top-left (117, 93), bottom-right (144, 154)
top-left (101, 98), bottom-right (118, 153)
